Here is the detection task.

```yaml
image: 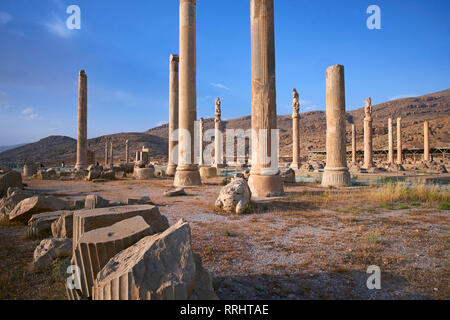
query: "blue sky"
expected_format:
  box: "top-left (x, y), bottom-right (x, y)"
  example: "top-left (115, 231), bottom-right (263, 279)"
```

top-left (0, 0), bottom-right (449, 145)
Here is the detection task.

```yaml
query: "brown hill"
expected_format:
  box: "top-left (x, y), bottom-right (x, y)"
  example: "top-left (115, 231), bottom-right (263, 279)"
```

top-left (1, 89), bottom-right (449, 166)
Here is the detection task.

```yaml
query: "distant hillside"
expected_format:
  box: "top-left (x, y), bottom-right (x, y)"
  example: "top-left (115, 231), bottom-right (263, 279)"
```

top-left (0, 89), bottom-right (449, 165)
top-left (0, 143), bottom-right (27, 153)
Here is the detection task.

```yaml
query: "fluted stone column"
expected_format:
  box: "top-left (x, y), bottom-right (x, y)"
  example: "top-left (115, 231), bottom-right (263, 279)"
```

top-left (291, 88), bottom-right (300, 169)
top-left (388, 118), bottom-right (394, 164)
top-left (104, 140), bottom-right (109, 167)
top-left (198, 118), bottom-right (204, 166)
top-left (248, 0), bottom-right (284, 197)
top-left (351, 124), bottom-right (356, 163)
top-left (167, 54), bottom-right (179, 176)
top-left (214, 98), bottom-right (224, 168)
top-left (125, 140), bottom-right (129, 164)
top-left (321, 65), bottom-right (351, 187)
top-left (424, 121), bottom-right (430, 162)
top-left (363, 97), bottom-right (374, 169)
top-left (397, 117), bottom-right (402, 164)
top-left (75, 70), bottom-right (88, 170)
top-left (174, 0), bottom-right (201, 186)
top-left (109, 140), bottom-right (114, 168)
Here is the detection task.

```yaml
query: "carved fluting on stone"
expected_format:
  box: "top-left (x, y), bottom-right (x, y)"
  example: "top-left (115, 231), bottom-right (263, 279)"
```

top-left (321, 65), bottom-right (351, 187)
top-left (72, 205), bottom-right (169, 251)
top-left (397, 117), bottom-right (402, 164)
top-left (27, 211), bottom-right (68, 239)
top-left (424, 121), bottom-right (430, 162)
top-left (73, 216), bottom-right (152, 298)
top-left (291, 89), bottom-right (301, 169)
top-left (351, 124), bottom-right (356, 163)
top-left (75, 70), bottom-right (88, 170)
top-left (213, 98), bottom-right (225, 168)
top-left (51, 211), bottom-right (74, 238)
top-left (363, 97), bottom-right (374, 169)
top-left (248, 0), bottom-right (284, 197)
top-left (388, 118), bottom-right (394, 164)
top-left (167, 54), bottom-right (179, 177)
top-left (199, 118), bottom-right (204, 166)
top-left (174, 0), bottom-right (201, 187)
top-left (92, 219), bottom-right (217, 300)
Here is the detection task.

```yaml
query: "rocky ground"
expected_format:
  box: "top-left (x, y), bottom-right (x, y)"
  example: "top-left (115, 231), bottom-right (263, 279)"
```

top-left (0, 176), bottom-right (449, 300)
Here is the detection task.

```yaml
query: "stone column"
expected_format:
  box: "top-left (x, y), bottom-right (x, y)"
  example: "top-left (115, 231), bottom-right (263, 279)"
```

top-left (290, 88), bottom-right (300, 169)
top-left (424, 121), bottom-right (430, 162)
top-left (125, 140), bottom-right (129, 164)
top-left (198, 118), bottom-right (204, 166)
top-left (214, 98), bottom-right (224, 168)
top-left (104, 140), bottom-right (109, 167)
top-left (167, 54), bottom-right (179, 176)
top-left (397, 117), bottom-right (402, 164)
top-left (388, 118), bottom-right (394, 164)
top-left (75, 70), bottom-right (88, 170)
top-left (321, 65), bottom-right (351, 187)
top-left (109, 140), bottom-right (114, 168)
top-left (363, 97), bottom-right (374, 169)
top-left (174, 0), bottom-right (201, 186)
top-left (351, 124), bottom-right (356, 163)
top-left (248, 0), bottom-right (284, 197)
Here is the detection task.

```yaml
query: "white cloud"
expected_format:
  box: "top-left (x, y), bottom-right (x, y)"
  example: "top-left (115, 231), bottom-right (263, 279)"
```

top-left (388, 94), bottom-right (416, 101)
top-left (0, 11), bottom-right (12, 26)
top-left (210, 83), bottom-right (231, 91)
top-left (21, 108), bottom-right (39, 120)
top-left (43, 14), bottom-right (71, 39)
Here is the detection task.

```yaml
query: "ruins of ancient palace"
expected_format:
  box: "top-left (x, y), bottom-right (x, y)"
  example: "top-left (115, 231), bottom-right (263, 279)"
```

top-left (424, 121), bottom-right (430, 162)
top-left (174, 0), bottom-right (202, 187)
top-left (291, 88), bottom-right (301, 169)
top-left (247, 0), bottom-right (284, 197)
top-left (351, 124), bottom-right (356, 163)
top-left (321, 65), bottom-right (351, 187)
top-left (75, 70), bottom-right (88, 170)
top-left (167, 54), bottom-right (179, 177)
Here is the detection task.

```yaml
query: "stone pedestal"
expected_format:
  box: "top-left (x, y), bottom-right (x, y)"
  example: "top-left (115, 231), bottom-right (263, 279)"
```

top-left (199, 166), bottom-right (217, 179)
top-left (388, 118), bottom-right (394, 164)
top-left (75, 70), bottom-right (88, 170)
top-left (174, 0), bottom-right (201, 187)
top-left (424, 121), bottom-right (430, 162)
top-left (248, 0), bottom-right (284, 197)
top-left (397, 117), bottom-right (402, 164)
top-left (321, 65), bottom-right (351, 187)
top-left (363, 118), bottom-right (374, 169)
top-left (167, 54), bottom-right (179, 177)
top-left (351, 124), bottom-right (356, 163)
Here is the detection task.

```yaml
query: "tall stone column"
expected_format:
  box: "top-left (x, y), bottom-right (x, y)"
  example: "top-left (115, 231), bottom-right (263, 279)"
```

top-left (174, 0), bottom-right (201, 186)
top-left (198, 118), bottom-right (204, 166)
top-left (167, 54), bottom-right (179, 176)
top-left (321, 65), bottom-right (351, 187)
top-left (290, 88), bottom-right (300, 169)
top-left (109, 140), bottom-right (114, 168)
top-left (214, 98), bottom-right (224, 168)
top-left (388, 118), bottom-right (394, 164)
top-left (424, 121), bottom-right (430, 163)
top-left (363, 97), bottom-right (374, 169)
top-left (104, 140), bottom-right (109, 167)
top-left (75, 70), bottom-right (88, 170)
top-left (351, 124), bottom-right (356, 163)
top-left (397, 117), bottom-right (402, 164)
top-left (125, 140), bottom-right (129, 164)
top-left (248, 0), bottom-right (284, 197)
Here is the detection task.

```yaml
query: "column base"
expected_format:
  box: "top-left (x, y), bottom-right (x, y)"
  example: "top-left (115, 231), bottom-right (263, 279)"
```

top-left (75, 163), bottom-right (88, 171)
top-left (290, 163), bottom-right (301, 170)
top-left (321, 167), bottom-right (351, 187)
top-left (248, 174), bottom-right (284, 198)
top-left (174, 166), bottom-right (202, 187)
top-left (166, 164), bottom-right (177, 177)
top-left (214, 163), bottom-right (227, 169)
top-left (199, 166), bottom-right (217, 179)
